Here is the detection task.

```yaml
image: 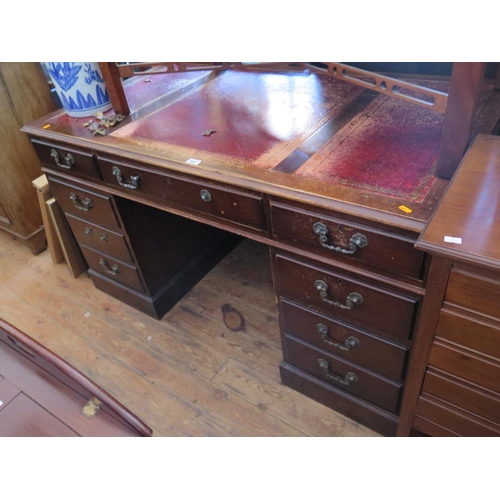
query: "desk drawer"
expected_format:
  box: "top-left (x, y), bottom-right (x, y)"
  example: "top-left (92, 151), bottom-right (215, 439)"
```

top-left (80, 245), bottom-right (145, 293)
top-left (280, 300), bottom-right (408, 381)
top-left (422, 368), bottom-right (500, 426)
top-left (66, 214), bottom-right (134, 265)
top-left (98, 158), bottom-right (267, 232)
top-left (415, 394), bottom-right (500, 437)
top-left (49, 178), bottom-right (122, 232)
top-left (428, 341), bottom-right (500, 395)
top-left (274, 253), bottom-right (418, 342)
top-left (436, 309), bottom-right (500, 362)
top-left (284, 335), bottom-right (403, 414)
top-left (31, 139), bottom-right (100, 179)
top-left (270, 201), bottom-right (423, 279)
top-left (445, 269), bottom-right (500, 322)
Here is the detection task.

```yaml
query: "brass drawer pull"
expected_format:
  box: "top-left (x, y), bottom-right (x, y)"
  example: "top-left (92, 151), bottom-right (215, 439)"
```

top-left (317, 323), bottom-right (360, 351)
top-left (315, 280), bottom-right (363, 310)
top-left (50, 149), bottom-right (75, 169)
top-left (112, 166), bottom-right (141, 190)
top-left (70, 193), bottom-right (93, 211)
top-left (313, 222), bottom-right (368, 255)
top-left (200, 189), bottom-right (212, 202)
top-left (318, 359), bottom-right (358, 385)
top-left (99, 258), bottom-right (120, 276)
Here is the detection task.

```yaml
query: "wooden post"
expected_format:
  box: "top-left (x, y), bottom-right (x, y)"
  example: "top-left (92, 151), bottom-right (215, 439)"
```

top-left (46, 198), bottom-right (86, 278)
top-left (436, 62), bottom-right (486, 179)
top-left (32, 175), bottom-right (64, 264)
top-left (396, 257), bottom-right (452, 436)
top-left (99, 62), bottom-right (130, 116)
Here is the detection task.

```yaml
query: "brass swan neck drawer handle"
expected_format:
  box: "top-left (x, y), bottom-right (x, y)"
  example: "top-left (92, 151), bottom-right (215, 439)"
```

top-left (112, 166), bottom-right (141, 190)
top-left (318, 359), bottom-right (358, 385)
top-left (315, 280), bottom-right (363, 310)
top-left (99, 258), bottom-right (120, 276)
top-left (313, 222), bottom-right (368, 255)
top-left (317, 323), bottom-right (360, 351)
top-left (50, 149), bottom-right (75, 169)
top-left (70, 193), bottom-right (93, 211)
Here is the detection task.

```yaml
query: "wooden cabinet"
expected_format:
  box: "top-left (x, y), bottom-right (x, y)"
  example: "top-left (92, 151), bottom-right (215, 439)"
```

top-left (0, 63), bottom-right (58, 253)
top-left (399, 134), bottom-right (500, 437)
top-left (47, 173), bottom-right (240, 319)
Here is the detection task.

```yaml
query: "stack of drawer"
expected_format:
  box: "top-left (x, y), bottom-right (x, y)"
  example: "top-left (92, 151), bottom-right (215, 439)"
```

top-left (48, 176), bottom-right (148, 299)
top-left (413, 266), bottom-right (500, 436)
top-left (37, 139), bottom-right (242, 319)
top-left (270, 199), bottom-right (424, 436)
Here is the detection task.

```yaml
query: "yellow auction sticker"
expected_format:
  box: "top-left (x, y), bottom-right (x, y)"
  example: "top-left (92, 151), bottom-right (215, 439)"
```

top-left (398, 205), bottom-right (413, 214)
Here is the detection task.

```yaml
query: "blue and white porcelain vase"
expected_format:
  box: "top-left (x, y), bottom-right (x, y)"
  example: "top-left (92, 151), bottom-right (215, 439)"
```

top-left (46, 62), bottom-right (113, 118)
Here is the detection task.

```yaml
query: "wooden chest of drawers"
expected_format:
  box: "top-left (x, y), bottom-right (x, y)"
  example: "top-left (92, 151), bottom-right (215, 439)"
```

top-left (47, 171), bottom-right (241, 319)
top-left (399, 135), bottom-right (500, 437)
top-left (412, 266), bottom-right (500, 436)
top-left (272, 227), bottom-right (422, 435)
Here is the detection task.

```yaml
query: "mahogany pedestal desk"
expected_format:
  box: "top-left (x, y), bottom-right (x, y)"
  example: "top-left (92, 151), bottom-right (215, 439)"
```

top-left (22, 69), bottom-right (500, 436)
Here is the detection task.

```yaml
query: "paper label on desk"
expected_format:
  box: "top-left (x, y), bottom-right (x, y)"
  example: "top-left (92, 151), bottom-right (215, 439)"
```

top-left (186, 158), bottom-right (202, 165)
top-left (444, 236), bottom-right (462, 244)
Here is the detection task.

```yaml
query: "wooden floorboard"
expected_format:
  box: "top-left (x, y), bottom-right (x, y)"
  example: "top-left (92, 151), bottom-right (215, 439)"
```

top-left (0, 230), bottom-right (380, 437)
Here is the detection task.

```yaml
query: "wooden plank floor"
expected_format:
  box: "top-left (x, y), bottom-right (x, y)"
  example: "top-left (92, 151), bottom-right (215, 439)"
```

top-left (0, 229), bottom-right (379, 437)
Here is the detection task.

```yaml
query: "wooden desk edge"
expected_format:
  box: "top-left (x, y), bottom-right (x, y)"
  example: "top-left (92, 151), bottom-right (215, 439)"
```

top-left (0, 318), bottom-right (152, 437)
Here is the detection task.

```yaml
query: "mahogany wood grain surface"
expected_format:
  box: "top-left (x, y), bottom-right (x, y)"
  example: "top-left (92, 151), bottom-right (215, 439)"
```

top-left (417, 134), bottom-right (500, 271)
top-left (269, 200), bottom-right (424, 280)
top-left (274, 252), bottom-right (418, 343)
top-left (428, 341), bottom-right (500, 395)
top-left (280, 299), bottom-right (409, 382)
top-left (284, 335), bottom-right (403, 414)
top-left (415, 393), bottom-right (500, 437)
top-left (49, 177), bottom-right (123, 232)
top-left (436, 307), bottom-right (500, 361)
top-left (66, 214), bottom-right (135, 265)
top-left (31, 138), bottom-right (101, 181)
top-left (98, 155), bottom-right (268, 234)
top-left (436, 63), bottom-right (487, 179)
top-left (444, 268), bottom-right (500, 322)
top-left (422, 368), bottom-right (500, 425)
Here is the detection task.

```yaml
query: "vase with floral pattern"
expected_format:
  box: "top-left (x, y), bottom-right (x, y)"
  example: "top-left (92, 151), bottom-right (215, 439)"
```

top-left (46, 62), bottom-right (112, 118)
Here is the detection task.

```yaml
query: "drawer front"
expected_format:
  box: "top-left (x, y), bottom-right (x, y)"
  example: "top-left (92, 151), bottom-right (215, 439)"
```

top-left (31, 139), bottom-right (100, 179)
top-left (415, 394), bottom-right (500, 437)
top-left (49, 178), bottom-right (122, 232)
top-left (436, 309), bottom-right (500, 362)
top-left (275, 253), bottom-right (418, 342)
top-left (280, 363), bottom-right (399, 436)
top-left (284, 336), bottom-right (403, 414)
top-left (66, 214), bottom-right (134, 265)
top-left (80, 245), bottom-right (145, 293)
top-left (98, 158), bottom-right (267, 232)
top-left (422, 368), bottom-right (500, 426)
top-left (445, 269), bottom-right (500, 321)
top-left (270, 201), bottom-right (423, 279)
top-left (280, 300), bottom-right (408, 381)
top-left (428, 341), bottom-right (500, 395)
